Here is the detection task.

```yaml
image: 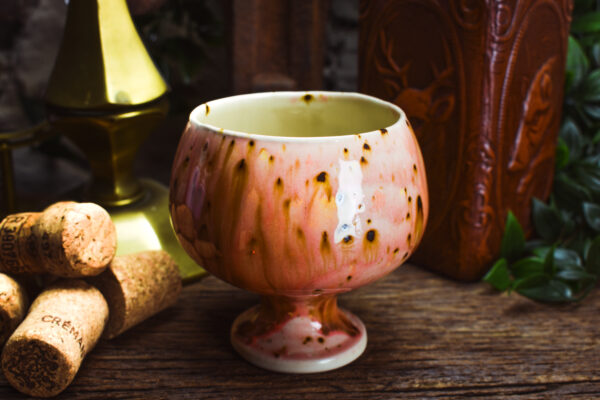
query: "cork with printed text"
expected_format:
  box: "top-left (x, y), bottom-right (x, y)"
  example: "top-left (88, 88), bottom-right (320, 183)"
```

top-left (0, 202), bottom-right (116, 278)
top-left (1, 279), bottom-right (108, 397)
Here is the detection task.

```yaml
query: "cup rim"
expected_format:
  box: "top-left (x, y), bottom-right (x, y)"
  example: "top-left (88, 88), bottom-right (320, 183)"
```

top-left (188, 91), bottom-right (406, 143)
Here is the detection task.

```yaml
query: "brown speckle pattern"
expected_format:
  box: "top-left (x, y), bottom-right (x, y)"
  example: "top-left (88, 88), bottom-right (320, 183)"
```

top-left (320, 231), bottom-right (331, 253)
top-left (237, 159), bottom-right (246, 171)
top-left (316, 171), bottom-right (328, 182)
top-left (366, 230), bottom-right (376, 242)
top-left (302, 94), bottom-right (314, 104)
top-left (415, 195), bottom-right (425, 242)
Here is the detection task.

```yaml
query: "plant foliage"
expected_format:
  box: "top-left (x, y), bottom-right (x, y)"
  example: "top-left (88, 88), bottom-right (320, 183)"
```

top-left (484, 0), bottom-right (600, 302)
top-left (132, 0), bottom-right (223, 111)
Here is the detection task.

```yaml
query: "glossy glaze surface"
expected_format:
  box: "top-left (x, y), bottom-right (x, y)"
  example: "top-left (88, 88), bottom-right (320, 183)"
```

top-left (170, 92), bottom-right (428, 372)
top-left (231, 295), bottom-right (367, 373)
top-left (170, 92), bottom-right (428, 296)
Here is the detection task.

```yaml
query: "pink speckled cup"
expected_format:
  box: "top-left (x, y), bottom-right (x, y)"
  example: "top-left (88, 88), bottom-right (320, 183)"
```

top-left (169, 92), bottom-right (428, 373)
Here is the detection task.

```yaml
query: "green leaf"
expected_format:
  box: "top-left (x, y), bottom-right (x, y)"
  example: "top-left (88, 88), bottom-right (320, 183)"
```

top-left (553, 247), bottom-right (583, 268)
top-left (583, 237), bottom-right (593, 260)
top-left (553, 173), bottom-right (592, 210)
top-left (583, 69), bottom-right (600, 102)
top-left (513, 273), bottom-right (548, 290)
top-left (592, 43), bottom-right (600, 67)
top-left (500, 211), bottom-right (525, 261)
top-left (556, 138), bottom-right (570, 169)
top-left (517, 279), bottom-right (573, 302)
top-left (585, 153), bottom-right (600, 165)
top-left (483, 258), bottom-right (511, 291)
top-left (583, 202), bottom-right (600, 231)
top-left (532, 246), bottom-right (552, 259)
top-left (574, 163), bottom-right (600, 196)
top-left (543, 245), bottom-right (556, 275)
top-left (511, 257), bottom-right (544, 278)
top-left (566, 35), bottom-right (590, 90)
top-left (565, 71), bottom-right (574, 91)
top-left (531, 198), bottom-right (563, 242)
top-left (572, 12), bottom-right (600, 33)
top-left (555, 268), bottom-right (596, 281)
top-left (583, 104), bottom-right (600, 119)
top-left (550, 280), bottom-right (575, 299)
top-left (554, 173), bottom-right (592, 205)
top-left (585, 236), bottom-right (600, 274)
top-left (524, 239), bottom-right (547, 254)
top-left (560, 210), bottom-right (577, 237)
top-left (592, 128), bottom-right (600, 143)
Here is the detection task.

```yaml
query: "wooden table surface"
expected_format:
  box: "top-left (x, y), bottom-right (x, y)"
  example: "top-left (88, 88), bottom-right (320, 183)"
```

top-left (1, 263), bottom-right (599, 399)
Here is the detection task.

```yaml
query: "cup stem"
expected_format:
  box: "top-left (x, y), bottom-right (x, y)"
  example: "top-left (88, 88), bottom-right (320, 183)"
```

top-left (231, 294), bottom-right (367, 373)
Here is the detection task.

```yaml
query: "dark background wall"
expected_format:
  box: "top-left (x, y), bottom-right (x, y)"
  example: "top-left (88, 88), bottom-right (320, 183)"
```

top-left (0, 0), bottom-right (358, 129)
top-left (0, 0), bottom-right (358, 197)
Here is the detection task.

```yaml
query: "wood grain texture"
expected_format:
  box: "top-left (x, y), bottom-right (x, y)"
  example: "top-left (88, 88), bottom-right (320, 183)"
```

top-left (1, 263), bottom-right (599, 399)
top-left (230, 0), bottom-right (329, 93)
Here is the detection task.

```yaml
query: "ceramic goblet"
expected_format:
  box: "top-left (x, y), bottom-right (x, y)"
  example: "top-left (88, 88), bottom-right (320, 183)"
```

top-left (169, 92), bottom-right (428, 373)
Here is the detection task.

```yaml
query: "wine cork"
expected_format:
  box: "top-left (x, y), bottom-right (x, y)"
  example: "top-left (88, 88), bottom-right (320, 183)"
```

top-left (90, 250), bottom-right (182, 339)
top-left (0, 273), bottom-right (29, 346)
top-left (1, 279), bottom-right (108, 398)
top-left (0, 213), bottom-right (41, 274)
top-left (0, 201), bottom-right (117, 278)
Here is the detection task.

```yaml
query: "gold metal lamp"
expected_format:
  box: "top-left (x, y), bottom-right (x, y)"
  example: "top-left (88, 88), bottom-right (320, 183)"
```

top-left (45, 0), bottom-right (205, 283)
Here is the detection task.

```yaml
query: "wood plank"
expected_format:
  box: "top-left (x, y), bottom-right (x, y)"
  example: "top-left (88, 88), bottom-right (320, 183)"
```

top-left (1, 264), bottom-right (599, 398)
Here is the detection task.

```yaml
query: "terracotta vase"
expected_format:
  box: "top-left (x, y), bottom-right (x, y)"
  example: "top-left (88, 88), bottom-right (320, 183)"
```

top-left (359, 0), bottom-right (573, 280)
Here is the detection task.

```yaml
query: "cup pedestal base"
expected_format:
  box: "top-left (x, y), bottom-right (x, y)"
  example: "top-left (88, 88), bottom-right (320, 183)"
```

top-left (230, 295), bottom-right (367, 373)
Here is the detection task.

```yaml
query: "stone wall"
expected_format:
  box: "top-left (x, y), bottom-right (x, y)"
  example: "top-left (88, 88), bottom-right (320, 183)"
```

top-left (0, 0), bottom-right (66, 130)
top-left (0, 0), bottom-right (360, 197)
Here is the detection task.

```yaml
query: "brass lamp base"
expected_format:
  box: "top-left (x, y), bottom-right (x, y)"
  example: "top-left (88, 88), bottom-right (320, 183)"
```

top-left (42, 0), bottom-right (204, 283)
top-left (108, 178), bottom-right (206, 284)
